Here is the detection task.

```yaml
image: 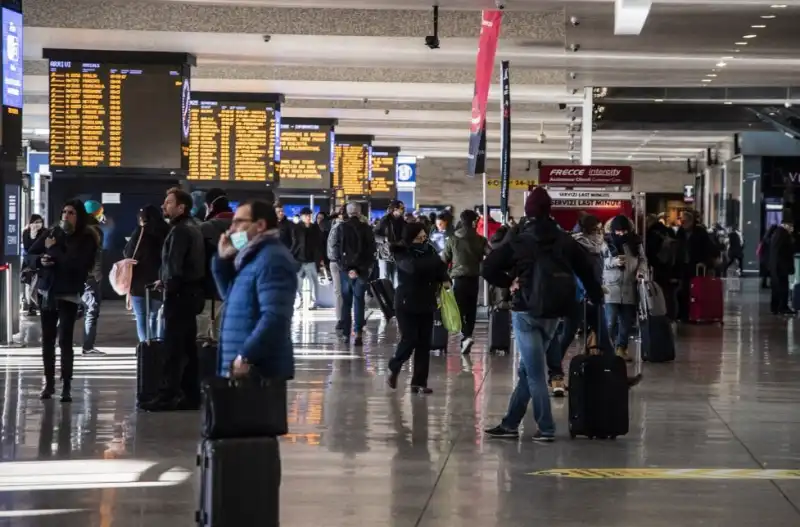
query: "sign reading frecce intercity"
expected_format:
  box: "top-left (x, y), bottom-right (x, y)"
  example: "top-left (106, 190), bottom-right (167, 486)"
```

top-left (538, 165), bottom-right (633, 187)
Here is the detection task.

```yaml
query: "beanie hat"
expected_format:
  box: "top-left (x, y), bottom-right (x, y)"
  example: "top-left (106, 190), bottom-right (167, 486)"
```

top-left (580, 214), bottom-right (601, 234)
top-left (609, 215), bottom-right (632, 232)
top-left (524, 187), bottom-right (552, 219)
top-left (84, 200), bottom-right (103, 218)
top-left (402, 222), bottom-right (426, 245)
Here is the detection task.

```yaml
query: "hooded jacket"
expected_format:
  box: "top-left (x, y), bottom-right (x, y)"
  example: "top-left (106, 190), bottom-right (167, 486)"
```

top-left (602, 232), bottom-right (647, 305)
top-left (443, 225), bottom-right (489, 278)
top-left (481, 217), bottom-right (603, 313)
top-left (124, 206), bottom-right (170, 298)
top-left (161, 214), bottom-right (205, 292)
top-left (85, 215), bottom-right (105, 283)
top-left (374, 213), bottom-right (405, 261)
top-left (573, 231), bottom-right (605, 300)
top-left (393, 243), bottom-right (449, 314)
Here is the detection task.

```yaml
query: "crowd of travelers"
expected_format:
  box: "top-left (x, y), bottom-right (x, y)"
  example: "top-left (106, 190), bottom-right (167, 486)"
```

top-left (19, 185), bottom-right (758, 440)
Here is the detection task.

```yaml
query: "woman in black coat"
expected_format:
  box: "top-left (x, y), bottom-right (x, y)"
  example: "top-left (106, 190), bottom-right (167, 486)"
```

top-left (387, 223), bottom-right (450, 394)
top-left (124, 205), bottom-right (170, 343)
top-left (26, 200), bottom-right (99, 402)
top-left (21, 214), bottom-right (45, 314)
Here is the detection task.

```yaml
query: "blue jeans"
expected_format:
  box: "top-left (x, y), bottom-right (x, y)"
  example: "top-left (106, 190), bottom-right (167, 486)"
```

top-left (339, 271), bottom-right (368, 335)
top-left (131, 295), bottom-right (163, 342)
top-left (501, 312), bottom-right (560, 436)
top-left (605, 303), bottom-right (636, 349)
top-left (81, 280), bottom-right (102, 350)
top-left (546, 301), bottom-right (614, 380)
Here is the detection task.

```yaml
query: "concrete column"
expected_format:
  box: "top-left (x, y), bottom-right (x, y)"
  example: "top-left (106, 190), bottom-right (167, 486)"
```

top-left (581, 87), bottom-right (593, 165)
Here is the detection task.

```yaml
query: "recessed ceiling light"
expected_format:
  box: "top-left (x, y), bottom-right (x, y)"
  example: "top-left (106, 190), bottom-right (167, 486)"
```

top-left (751, 25), bottom-right (767, 28)
top-left (735, 49), bottom-right (741, 52)
top-left (771, 4), bottom-right (787, 8)
top-left (770, 112), bottom-right (776, 116)
top-left (724, 101), bottom-right (733, 105)
top-left (654, 99), bottom-right (664, 102)
top-left (702, 79), bottom-right (713, 83)
top-left (707, 73), bottom-right (718, 77)
top-left (717, 61), bottom-right (727, 67)
top-left (722, 56), bottom-right (734, 60)
top-left (761, 15), bottom-right (776, 18)
top-left (735, 42), bottom-right (748, 45)
top-left (743, 34), bottom-right (757, 39)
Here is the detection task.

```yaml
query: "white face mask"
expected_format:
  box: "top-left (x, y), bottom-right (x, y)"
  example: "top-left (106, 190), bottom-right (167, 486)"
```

top-left (230, 231), bottom-right (249, 251)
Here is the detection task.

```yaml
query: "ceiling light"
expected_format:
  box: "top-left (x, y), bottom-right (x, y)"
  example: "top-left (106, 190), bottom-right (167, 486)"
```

top-left (742, 34), bottom-right (757, 39)
top-left (761, 15), bottom-right (776, 19)
top-left (751, 25), bottom-right (766, 28)
top-left (735, 42), bottom-right (748, 45)
top-left (771, 5), bottom-right (787, 8)
top-left (701, 79), bottom-right (713, 83)
top-left (770, 112), bottom-right (776, 116)
top-left (722, 56), bottom-right (734, 59)
top-left (707, 74), bottom-right (718, 77)
top-left (654, 99), bottom-right (664, 102)
top-left (724, 101), bottom-right (733, 105)
top-left (716, 61), bottom-right (727, 67)
top-left (735, 49), bottom-right (741, 52)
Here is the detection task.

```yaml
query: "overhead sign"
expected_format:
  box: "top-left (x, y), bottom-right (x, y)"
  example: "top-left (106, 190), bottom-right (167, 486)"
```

top-left (539, 165), bottom-right (633, 187)
top-left (531, 468), bottom-right (800, 480)
top-left (397, 161), bottom-right (416, 184)
top-left (552, 199), bottom-right (625, 209)
top-left (2, 8), bottom-right (22, 109)
top-left (487, 178), bottom-right (534, 190)
top-left (4, 184), bottom-right (19, 258)
top-left (549, 190), bottom-right (632, 201)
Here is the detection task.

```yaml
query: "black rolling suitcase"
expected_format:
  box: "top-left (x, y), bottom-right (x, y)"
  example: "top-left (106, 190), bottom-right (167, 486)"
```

top-left (567, 301), bottom-right (631, 440)
top-left (197, 437), bottom-right (281, 527)
top-left (197, 299), bottom-right (221, 381)
top-left (431, 310), bottom-right (449, 352)
top-left (136, 285), bottom-right (165, 407)
top-left (488, 308), bottom-right (511, 352)
top-left (638, 278), bottom-right (676, 363)
top-left (369, 278), bottom-right (395, 320)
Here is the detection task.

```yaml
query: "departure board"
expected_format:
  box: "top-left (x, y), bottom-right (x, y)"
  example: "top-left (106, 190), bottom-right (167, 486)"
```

top-left (278, 120), bottom-right (334, 189)
top-left (188, 98), bottom-right (279, 182)
top-left (48, 61), bottom-right (188, 171)
top-left (334, 137), bottom-right (371, 198)
top-left (370, 149), bottom-right (398, 199)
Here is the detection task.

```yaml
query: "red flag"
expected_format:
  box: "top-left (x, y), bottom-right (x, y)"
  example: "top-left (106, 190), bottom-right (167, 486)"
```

top-left (467, 10), bottom-right (503, 177)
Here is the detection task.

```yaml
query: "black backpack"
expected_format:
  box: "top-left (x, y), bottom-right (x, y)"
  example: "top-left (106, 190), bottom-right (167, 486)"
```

top-left (514, 233), bottom-right (576, 318)
top-left (338, 221), bottom-right (363, 269)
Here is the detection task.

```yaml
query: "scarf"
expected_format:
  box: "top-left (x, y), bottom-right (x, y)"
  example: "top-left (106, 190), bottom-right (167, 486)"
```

top-left (234, 230), bottom-right (277, 271)
top-left (409, 241), bottom-right (435, 258)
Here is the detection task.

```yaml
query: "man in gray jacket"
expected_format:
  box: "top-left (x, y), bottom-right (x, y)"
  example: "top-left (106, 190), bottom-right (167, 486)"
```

top-left (326, 208), bottom-right (347, 336)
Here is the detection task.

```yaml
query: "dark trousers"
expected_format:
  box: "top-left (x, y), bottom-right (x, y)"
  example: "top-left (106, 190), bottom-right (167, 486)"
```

top-left (546, 301), bottom-right (614, 381)
top-left (453, 276), bottom-right (479, 339)
top-left (40, 300), bottom-right (80, 380)
top-left (389, 309), bottom-right (434, 387)
top-left (677, 270), bottom-right (695, 322)
top-left (160, 290), bottom-right (200, 404)
top-left (657, 280), bottom-right (678, 321)
top-left (770, 273), bottom-right (790, 313)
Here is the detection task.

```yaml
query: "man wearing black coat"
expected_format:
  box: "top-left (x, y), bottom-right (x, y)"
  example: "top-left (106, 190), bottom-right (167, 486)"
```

top-left (275, 203), bottom-right (294, 249)
top-left (373, 200), bottom-right (405, 286)
top-left (674, 210), bottom-right (720, 322)
top-left (645, 214), bottom-right (679, 321)
top-left (291, 207), bottom-right (325, 309)
top-left (768, 218), bottom-right (795, 315)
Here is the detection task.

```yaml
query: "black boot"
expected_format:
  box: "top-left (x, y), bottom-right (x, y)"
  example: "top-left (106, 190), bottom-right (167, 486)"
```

top-left (40, 376), bottom-right (55, 400)
top-left (60, 379), bottom-right (72, 403)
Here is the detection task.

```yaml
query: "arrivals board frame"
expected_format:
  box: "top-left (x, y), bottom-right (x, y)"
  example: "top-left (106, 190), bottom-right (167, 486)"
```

top-left (278, 117), bottom-right (337, 191)
top-left (44, 49), bottom-right (196, 177)
top-left (334, 134), bottom-right (373, 200)
top-left (188, 91), bottom-right (284, 185)
top-left (370, 146), bottom-right (399, 200)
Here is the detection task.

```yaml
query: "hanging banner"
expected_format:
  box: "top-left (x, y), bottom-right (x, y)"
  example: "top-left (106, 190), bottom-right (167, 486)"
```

top-left (499, 60), bottom-right (511, 219)
top-left (539, 165), bottom-right (633, 187)
top-left (467, 10), bottom-right (503, 177)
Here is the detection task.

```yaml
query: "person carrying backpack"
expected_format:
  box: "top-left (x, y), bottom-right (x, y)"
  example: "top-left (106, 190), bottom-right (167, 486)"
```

top-left (330, 202), bottom-right (376, 346)
top-left (199, 188), bottom-right (235, 339)
top-left (481, 187), bottom-right (603, 442)
top-left (645, 213), bottom-right (678, 321)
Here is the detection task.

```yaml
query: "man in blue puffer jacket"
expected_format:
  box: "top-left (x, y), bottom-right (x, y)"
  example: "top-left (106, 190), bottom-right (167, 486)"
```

top-left (212, 199), bottom-right (298, 379)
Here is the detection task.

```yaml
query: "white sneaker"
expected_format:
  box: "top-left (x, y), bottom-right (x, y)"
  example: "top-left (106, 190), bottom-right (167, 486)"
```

top-left (461, 337), bottom-right (474, 355)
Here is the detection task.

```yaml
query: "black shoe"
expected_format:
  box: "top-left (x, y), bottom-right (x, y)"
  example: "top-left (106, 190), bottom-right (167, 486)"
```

top-left (532, 430), bottom-right (555, 443)
top-left (411, 385), bottom-right (433, 395)
top-left (387, 370), bottom-right (399, 390)
top-left (40, 378), bottom-right (55, 400)
top-left (27, 307), bottom-right (37, 316)
top-left (353, 333), bottom-right (364, 346)
top-left (60, 380), bottom-right (72, 403)
top-left (82, 348), bottom-right (106, 356)
top-left (484, 425), bottom-right (519, 439)
top-left (139, 395), bottom-right (180, 412)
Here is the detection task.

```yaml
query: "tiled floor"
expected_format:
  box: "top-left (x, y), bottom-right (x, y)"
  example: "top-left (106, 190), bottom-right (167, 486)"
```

top-left (1, 280), bottom-right (799, 526)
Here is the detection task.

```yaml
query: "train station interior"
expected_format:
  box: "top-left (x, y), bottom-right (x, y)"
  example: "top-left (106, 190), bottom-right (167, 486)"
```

top-left (0, 0), bottom-right (799, 525)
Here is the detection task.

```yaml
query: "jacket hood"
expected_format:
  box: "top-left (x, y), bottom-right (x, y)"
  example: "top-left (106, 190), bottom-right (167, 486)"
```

top-left (573, 232), bottom-right (605, 254)
top-left (520, 217), bottom-right (561, 243)
top-left (213, 211), bottom-right (235, 220)
top-left (455, 226), bottom-right (479, 238)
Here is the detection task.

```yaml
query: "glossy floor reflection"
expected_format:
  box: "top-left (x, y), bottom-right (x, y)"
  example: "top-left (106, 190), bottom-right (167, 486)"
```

top-left (1, 280), bottom-right (800, 526)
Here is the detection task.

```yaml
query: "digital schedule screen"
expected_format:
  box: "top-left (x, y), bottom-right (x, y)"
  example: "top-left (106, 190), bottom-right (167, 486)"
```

top-left (278, 119), bottom-right (334, 189)
top-left (48, 61), bottom-right (188, 172)
top-left (188, 98), bottom-right (279, 182)
top-left (334, 140), bottom-right (371, 198)
top-left (370, 149), bottom-right (398, 200)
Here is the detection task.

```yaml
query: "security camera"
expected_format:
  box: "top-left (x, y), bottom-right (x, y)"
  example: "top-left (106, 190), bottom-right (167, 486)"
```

top-left (569, 72), bottom-right (577, 80)
top-left (558, 103), bottom-right (567, 110)
top-left (262, 34), bottom-right (272, 42)
top-left (425, 35), bottom-right (440, 49)
top-left (569, 16), bottom-right (579, 27)
top-left (362, 98), bottom-right (369, 104)
top-left (495, 0), bottom-right (505, 9)
top-left (537, 133), bottom-right (546, 144)
top-left (384, 109), bottom-right (390, 115)
top-left (570, 43), bottom-right (581, 52)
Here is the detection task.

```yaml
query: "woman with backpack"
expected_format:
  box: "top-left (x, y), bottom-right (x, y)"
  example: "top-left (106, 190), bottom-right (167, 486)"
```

top-left (603, 215), bottom-right (648, 362)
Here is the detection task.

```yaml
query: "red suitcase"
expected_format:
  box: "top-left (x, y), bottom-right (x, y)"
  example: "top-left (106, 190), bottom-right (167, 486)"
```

top-left (689, 264), bottom-right (724, 323)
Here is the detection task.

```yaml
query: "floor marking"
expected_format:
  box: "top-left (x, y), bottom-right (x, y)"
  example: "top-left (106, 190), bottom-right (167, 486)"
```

top-left (529, 468), bottom-right (800, 480)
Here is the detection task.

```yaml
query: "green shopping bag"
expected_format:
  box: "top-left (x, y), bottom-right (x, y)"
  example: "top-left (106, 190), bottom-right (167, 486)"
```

top-left (439, 285), bottom-right (462, 334)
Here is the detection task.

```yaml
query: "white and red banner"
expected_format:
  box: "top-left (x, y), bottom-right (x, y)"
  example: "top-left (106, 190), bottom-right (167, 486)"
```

top-left (467, 10), bottom-right (503, 177)
top-left (539, 165), bottom-right (633, 187)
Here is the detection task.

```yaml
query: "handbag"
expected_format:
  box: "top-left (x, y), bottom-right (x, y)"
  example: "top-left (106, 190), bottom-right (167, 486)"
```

top-left (201, 374), bottom-right (288, 440)
top-left (438, 285), bottom-right (462, 334)
top-left (109, 228), bottom-right (143, 297)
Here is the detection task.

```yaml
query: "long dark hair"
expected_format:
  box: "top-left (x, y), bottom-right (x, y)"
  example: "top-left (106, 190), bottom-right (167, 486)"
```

top-left (139, 205), bottom-right (169, 238)
top-left (62, 199), bottom-right (89, 234)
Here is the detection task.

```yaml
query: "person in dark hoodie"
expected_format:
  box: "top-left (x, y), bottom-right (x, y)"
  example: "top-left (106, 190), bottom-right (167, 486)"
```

top-left (27, 199), bottom-right (99, 402)
top-left (768, 213), bottom-right (795, 315)
top-left (291, 207), bottom-right (325, 309)
top-left (124, 205), bottom-right (170, 343)
top-left (387, 222), bottom-right (450, 394)
top-left (443, 209), bottom-right (489, 354)
top-left (645, 213), bottom-right (679, 321)
top-left (199, 188), bottom-right (235, 337)
top-left (759, 224), bottom-right (779, 289)
top-left (481, 188), bottom-right (603, 441)
top-left (274, 203), bottom-right (294, 250)
top-left (674, 210), bottom-right (720, 321)
top-left (374, 200), bottom-right (406, 286)
top-left (21, 214), bottom-right (46, 315)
